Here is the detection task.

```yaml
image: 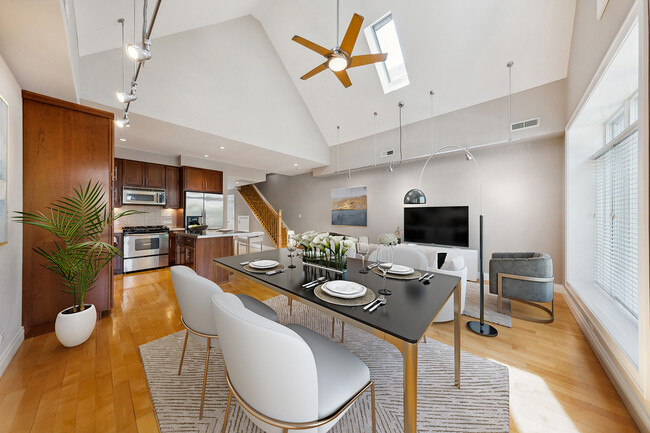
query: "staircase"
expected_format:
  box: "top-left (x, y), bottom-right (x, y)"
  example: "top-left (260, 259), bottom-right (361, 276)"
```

top-left (238, 184), bottom-right (288, 248)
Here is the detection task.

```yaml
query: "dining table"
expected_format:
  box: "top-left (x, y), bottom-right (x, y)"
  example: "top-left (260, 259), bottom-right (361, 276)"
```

top-left (213, 249), bottom-right (462, 433)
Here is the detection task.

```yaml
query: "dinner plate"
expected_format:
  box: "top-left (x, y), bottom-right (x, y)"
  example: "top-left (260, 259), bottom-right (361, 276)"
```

top-left (321, 281), bottom-right (367, 299)
top-left (387, 264), bottom-right (414, 275)
top-left (249, 260), bottom-right (279, 269)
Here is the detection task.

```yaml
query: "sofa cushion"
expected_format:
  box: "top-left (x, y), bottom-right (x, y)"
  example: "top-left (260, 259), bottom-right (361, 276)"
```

top-left (441, 255), bottom-right (465, 271)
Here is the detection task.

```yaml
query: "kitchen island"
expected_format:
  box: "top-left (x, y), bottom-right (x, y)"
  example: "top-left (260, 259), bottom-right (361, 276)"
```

top-left (175, 230), bottom-right (264, 283)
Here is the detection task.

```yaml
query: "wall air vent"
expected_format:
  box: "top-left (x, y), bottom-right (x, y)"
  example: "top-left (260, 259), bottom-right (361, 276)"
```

top-left (511, 117), bottom-right (540, 132)
top-left (380, 149), bottom-right (395, 158)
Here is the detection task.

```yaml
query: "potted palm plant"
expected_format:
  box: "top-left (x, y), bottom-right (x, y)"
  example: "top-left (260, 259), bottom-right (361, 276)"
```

top-left (15, 181), bottom-right (140, 347)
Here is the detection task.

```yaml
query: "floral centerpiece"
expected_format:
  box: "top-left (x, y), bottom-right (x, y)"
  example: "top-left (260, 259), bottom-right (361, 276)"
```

top-left (292, 231), bottom-right (357, 271)
top-left (378, 233), bottom-right (398, 245)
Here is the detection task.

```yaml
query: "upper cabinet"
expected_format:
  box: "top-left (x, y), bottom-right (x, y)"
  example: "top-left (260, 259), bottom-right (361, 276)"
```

top-left (122, 159), bottom-right (166, 189)
top-left (182, 166), bottom-right (223, 194)
top-left (164, 166), bottom-right (180, 209)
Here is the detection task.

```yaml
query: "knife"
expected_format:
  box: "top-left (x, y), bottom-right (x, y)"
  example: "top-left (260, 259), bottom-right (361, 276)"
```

top-left (302, 276), bottom-right (324, 288)
top-left (266, 268), bottom-right (286, 276)
top-left (363, 298), bottom-right (380, 311)
top-left (418, 272), bottom-right (430, 282)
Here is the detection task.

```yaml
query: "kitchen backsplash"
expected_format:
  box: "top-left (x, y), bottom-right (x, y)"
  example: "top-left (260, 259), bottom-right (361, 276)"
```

top-left (114, 205), bottom-right (179, 228)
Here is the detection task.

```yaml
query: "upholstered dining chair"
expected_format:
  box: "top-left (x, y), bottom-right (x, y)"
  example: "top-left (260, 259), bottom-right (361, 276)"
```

top-left (489, 252), bottom-right (555, 323)
top-left (212, 291), bottom-right (376, 433)
top-left (368, 244), bottom-right (429, 270)
top-left (170, 266), bottom-right (279, 419)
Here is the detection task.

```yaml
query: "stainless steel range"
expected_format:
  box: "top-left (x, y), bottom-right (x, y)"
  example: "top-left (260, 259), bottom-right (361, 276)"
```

top-left (122, 225), bottom-right (169, 273)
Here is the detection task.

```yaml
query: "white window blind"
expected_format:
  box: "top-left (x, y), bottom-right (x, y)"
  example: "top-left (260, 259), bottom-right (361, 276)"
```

top-left (595, 130), bottom-right (639, 318)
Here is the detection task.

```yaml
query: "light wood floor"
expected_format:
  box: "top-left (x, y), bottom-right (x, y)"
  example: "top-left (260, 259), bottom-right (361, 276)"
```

top-left (0, 268), bottom-right (640, 433)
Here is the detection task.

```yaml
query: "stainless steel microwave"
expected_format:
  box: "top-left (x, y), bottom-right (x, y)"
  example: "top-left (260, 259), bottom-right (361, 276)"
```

top-left (122, 187), bottom-right (166, 206)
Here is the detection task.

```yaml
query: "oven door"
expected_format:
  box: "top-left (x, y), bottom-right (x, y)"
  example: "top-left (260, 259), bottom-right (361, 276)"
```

top-left (123, 233), bottom-right (169, 258)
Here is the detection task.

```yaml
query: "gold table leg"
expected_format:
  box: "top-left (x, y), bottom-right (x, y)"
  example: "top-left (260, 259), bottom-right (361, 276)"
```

top-left (403, 341), bottom-right (418, 433)
top-left (454, 281), bottom-right (461, 388)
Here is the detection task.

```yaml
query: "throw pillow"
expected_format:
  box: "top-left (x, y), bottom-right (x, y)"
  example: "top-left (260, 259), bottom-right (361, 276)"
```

top-left (441, 255), bottom-right (465, 271)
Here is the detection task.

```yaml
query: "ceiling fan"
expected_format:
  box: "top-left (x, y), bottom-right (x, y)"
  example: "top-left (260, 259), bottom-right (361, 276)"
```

top-left (292, 2), bottom-right (388, 88)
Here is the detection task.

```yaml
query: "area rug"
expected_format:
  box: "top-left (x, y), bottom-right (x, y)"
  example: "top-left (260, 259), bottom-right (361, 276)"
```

top-left (462, 282), bottom-right (512, 328)
top-left (139, 296), bottom-right (509, 433)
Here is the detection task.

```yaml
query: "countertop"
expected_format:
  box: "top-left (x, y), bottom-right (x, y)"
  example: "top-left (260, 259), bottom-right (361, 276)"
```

top-left (113, 227), bottom-right (185, 234)
top-left (176, 230), bottom-right (264, 239)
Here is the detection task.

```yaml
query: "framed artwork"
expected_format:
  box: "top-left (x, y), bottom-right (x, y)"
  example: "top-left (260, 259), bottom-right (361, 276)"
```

top-left (331, 186), bottom-right (367, 227)
top-left (0, 95), bottom-right (7, 245)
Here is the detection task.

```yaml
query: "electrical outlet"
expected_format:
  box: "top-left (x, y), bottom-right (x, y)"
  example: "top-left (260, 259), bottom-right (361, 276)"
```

top-left (380, 149), bottom-right (395, 158)
top-left (0, 330), bottom-right (5, 345)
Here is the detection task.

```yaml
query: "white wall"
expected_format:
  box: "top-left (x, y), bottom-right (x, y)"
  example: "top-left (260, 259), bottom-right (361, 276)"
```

top-left (257, 135), bottom-right (565, 283)
top-left (0, 54), bottom-right (23, 377)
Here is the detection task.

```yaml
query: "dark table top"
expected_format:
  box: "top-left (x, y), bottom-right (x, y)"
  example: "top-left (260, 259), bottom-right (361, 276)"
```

top-left (214, 250), bottom-right (461, 344)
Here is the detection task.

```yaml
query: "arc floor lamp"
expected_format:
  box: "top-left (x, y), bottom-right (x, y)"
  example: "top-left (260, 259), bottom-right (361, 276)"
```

top-left (403, 92), bottom-right (498, 337)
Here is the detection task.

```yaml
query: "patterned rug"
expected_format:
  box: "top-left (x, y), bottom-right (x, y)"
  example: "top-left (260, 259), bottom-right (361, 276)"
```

top-left (463, 282), bottom-right (512, 328)
top-left (139, 296), bottom-right (509, 433)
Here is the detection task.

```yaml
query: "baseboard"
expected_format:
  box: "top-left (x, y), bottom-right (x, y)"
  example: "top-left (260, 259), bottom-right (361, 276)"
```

top-left (563, 284), bottom-right (650, 433)
top-left (0, 326), bottom-right (25, 378)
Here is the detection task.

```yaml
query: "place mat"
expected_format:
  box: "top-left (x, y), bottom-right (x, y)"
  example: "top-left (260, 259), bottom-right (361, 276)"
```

top-left (314, 284), bottom-right (376, 306)
top-left (243, 264), bottom-right (284, 274)
top-left (372, 267), bottom-right (422, 280)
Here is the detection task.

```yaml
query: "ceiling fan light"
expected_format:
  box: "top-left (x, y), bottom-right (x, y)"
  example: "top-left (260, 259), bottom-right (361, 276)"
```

top-left (328, 56), bottom-right (348, 72)
top-left (126, 43), bottom-right (151, 62)
top-left (116, 90), bottom-right (137, 104)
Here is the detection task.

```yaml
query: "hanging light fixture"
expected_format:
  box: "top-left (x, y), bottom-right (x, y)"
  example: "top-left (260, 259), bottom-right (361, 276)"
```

top-left (126, 41), bottom-right (152, 62)
top-left (116, 19), bottom-right (138, 104)
top-left (115, 112), bottom-right (130, 128)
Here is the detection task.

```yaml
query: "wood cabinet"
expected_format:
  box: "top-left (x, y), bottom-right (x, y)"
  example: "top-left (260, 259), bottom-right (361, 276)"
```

top-left (22, 91), bottom-right (114, 337)
top-left (181, 166), bottom-right (223, 194)
top-left (121, 159), bottom-right (166, 189)
top-left (113, 158), bottom-right (123, 208)
top-left (164, 166), bottom-right (180, 209)
top-left (168, 231), bottom-right (176, 265)
top-left (113, 233), bottom-right (124, 274)
top-left (175, 233), bottom-right (233, 283)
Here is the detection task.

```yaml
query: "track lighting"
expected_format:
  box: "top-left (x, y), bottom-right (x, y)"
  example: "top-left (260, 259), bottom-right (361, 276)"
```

top-left (388, 163), bottom-right (394, 173)
top-left (115, 113), bottom-right (130, 128)
top-left (116, 91), bottom-right (137, 103)
top-left (464, 149), bottom-right (473, 161)
top-left (126, 41), bottom-right (151, 62)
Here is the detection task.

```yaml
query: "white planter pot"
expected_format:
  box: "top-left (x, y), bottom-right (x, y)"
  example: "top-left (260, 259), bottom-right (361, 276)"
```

top-left (55, 304), bottom-right (96, 347)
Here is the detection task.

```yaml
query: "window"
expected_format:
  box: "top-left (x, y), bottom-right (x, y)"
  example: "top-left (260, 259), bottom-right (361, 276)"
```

top-left (595, 130), bottom-right (639, 318)
top-left (629, 93), bottom-right (638, 124)
top-left (364, 12), bottom-right (409, 93)
top-left (606, 109), bottom-right (626, 142)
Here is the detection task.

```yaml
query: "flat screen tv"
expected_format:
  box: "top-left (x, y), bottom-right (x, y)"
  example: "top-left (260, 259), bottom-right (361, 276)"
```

top-left (404, 206), bottom-right (469, 247)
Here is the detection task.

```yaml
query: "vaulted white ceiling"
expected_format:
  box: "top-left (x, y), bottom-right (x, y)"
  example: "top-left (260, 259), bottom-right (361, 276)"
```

top-left (0, 0), bottom-right (577, 175)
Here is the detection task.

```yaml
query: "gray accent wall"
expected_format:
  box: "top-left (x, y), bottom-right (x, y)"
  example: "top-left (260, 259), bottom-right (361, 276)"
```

top-left (257, 135), bottom-right (565, 283)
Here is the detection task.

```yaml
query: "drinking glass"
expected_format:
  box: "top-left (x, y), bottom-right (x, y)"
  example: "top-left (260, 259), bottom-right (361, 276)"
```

top-left (287, 234), bottom-right (297, 269)
top-left (377, 245), bottom-right (393, 295)
top-left (356, 236), bottom-right (370, 274)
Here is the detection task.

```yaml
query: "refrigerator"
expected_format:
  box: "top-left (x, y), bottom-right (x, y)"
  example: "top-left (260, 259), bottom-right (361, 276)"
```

top-left (184, 192), bottom-right (224, 229)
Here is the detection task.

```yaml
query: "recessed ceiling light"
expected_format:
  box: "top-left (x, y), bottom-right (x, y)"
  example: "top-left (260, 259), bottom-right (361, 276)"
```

top-left (294, 163), bottom-right (298, 166)
top-left (204, 154), bottom-right (209, 158)
top-left (235, 181), bottom-right (240, 185)
top-left (220, 146), bottom-right (225, 150)
top-left (119, 138), bottom-right (127, 142)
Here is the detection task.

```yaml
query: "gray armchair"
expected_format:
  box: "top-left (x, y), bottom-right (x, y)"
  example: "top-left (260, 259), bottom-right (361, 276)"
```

top-left (489, 252), bottom-right (554, 323)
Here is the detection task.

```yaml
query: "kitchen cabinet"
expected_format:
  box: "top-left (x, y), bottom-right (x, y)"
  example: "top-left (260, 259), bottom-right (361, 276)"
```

top-left (181, 166), bottom-right (223, 194)
top-left (23, 91), bottom-right (114, 336)
top-left (164, 166), bottom-right (180, 209)
top-left (175, 234), bottom-right (196, 269)
top-left (113, 233), bottom-right (124, 275)
top-left (121, 159), bottom-right (166, 188)
top-left (113, 158), bottom-right (123, 208)
top-left (168, 231), bottom-right (176, 265)
top-left (175, 233), bottom-right (233, 283)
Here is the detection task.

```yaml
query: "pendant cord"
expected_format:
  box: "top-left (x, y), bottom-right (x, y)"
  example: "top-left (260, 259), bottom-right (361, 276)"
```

top-left (336, 0), bottom-right (340, 47)
top-left (119, 19), bottom-right (125, 95)
top-left (133, 0), bottom-right (136, 77)
top-left (373, 112), bottom-right (378, 167)
top-left (337, 125), bottom-right (341, 174)
top-left (508, 61), bottom-right (513, 142)
top-left (142, 0), bottom-right (148, 45)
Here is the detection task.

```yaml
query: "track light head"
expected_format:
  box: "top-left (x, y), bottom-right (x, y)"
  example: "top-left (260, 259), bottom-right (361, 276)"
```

top-left (115, 113), bottom-right (130, 128)
top-left (388, 163), bottom-right (394, 173)
top-left (116, 90), bottom-right (137, 103)
top-left (126, 41), bottom-right (151, 62)
top-left (464, 149), bottom-right (473, 161)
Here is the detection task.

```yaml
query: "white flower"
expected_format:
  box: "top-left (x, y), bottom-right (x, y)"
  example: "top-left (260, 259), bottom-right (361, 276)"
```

top-left (378, 233), bottom-right (398, 245)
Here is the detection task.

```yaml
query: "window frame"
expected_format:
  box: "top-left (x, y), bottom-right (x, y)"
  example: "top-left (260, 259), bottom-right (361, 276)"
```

top-left (364, 11), bottom-right (409, 94)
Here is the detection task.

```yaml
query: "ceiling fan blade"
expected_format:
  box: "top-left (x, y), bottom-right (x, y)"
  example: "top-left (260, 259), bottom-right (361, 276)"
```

top-left (339, 13), bottom-right (364, 55)
top-left (300, 63), bottom-right (328, 80)
top-left (292, 35), bottom-right (332, 57)
top-left (349, 53), bottom-right (388, 68)
top-left (333, 69), bottom-right (352, 88)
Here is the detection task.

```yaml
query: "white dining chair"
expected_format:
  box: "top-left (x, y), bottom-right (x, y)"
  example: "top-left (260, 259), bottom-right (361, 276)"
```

top-left (170, 265), bottom-right (279, 419)
top-left (212, 292), bottom-right (376, 433)
top-left (368, 245), bottom-right (429, 270)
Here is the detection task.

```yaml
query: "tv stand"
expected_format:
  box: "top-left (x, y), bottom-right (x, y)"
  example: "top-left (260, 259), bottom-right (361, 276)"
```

top-left (403, 243), bottom-right (478, 281)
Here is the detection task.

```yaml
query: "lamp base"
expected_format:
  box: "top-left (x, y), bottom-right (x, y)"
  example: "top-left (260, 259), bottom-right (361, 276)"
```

top-left (466, 320), bottom-right (498, 337)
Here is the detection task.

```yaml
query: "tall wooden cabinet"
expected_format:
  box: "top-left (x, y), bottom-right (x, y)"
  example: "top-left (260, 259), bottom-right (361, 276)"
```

top-left (22, 91), bottom-right (114, 337)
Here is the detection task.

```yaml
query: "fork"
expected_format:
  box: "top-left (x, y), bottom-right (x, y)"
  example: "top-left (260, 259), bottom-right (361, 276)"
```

top-left (363, 295), bottom-right (386, 311)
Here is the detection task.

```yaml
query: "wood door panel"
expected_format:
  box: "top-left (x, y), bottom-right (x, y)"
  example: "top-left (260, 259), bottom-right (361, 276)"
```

top-left (164, 166), bottom-right (180, 209)
top-left (23, 92), bottom-right (114, 333)
top-left (182, 166), bottom-right (205, 191)
top-left (113, 158), bottom-right (123, 208)
top-left (145, 163), bottom-right (165, 188)
top-left (122, 160), bottom-right (146, 187)
top-left (204, 169), bottom-right (223, 194)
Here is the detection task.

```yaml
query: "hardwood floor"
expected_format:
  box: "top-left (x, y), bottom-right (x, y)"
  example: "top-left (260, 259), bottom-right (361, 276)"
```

top-left (0, 268), bottom-right (640, 433)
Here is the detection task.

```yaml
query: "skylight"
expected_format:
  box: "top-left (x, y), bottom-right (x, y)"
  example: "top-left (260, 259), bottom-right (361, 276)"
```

top-left (364, 12), bottom-right (409, 93)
